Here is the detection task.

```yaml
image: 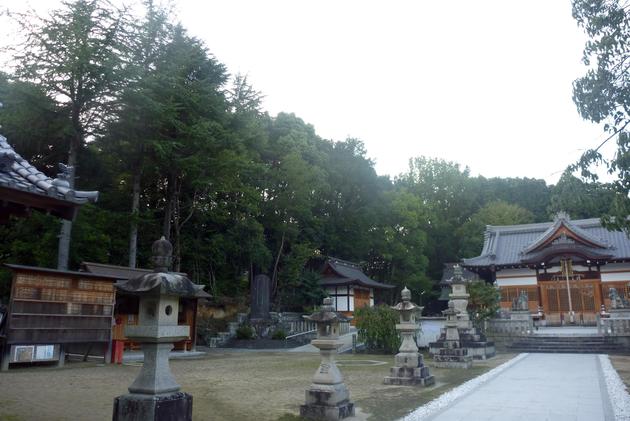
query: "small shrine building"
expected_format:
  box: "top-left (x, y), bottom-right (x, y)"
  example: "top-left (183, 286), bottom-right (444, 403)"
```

top-left (462, 212), bottom-right (630, 324)
top-left (319, 258), bottom-right (394, 318)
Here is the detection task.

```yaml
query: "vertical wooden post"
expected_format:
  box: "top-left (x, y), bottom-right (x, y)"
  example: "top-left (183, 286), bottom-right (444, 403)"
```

top-left (1, 343), bottom-right (10, 371)
top-left (57, 344), bottom-right (65, 368)
top-left (191, 299), bottom-right (198, 352)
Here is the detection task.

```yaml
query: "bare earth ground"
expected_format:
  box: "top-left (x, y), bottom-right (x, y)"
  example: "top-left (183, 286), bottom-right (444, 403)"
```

top-left (0, 351), bottom-right (516, 421)
top-left (610, 355), bottom-right (630, 388)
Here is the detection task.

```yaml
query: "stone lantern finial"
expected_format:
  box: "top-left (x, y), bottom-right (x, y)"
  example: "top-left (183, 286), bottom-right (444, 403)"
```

top-left (401, 286), bottom-right (411, 302)
top-left (151, 236), bottom-right (173, 272)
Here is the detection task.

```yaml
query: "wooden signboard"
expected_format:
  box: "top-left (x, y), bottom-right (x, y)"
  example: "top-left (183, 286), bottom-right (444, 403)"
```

top-left (6, 266), bottom-right (116, 344)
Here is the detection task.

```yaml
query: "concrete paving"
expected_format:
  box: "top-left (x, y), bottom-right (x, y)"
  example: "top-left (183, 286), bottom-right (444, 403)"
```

top-left (422, 353), bottom-right (614, 421)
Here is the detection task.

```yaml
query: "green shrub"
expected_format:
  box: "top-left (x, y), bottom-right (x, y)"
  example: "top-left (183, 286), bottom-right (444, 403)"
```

top-left (271, 329), bottom-right (287, 340)
top-left (354, 304), bottom-right (400, 354)
top-left (236, 325), bottom-right (255, 340)
top-left (468, 280), bottom-right (501, 330)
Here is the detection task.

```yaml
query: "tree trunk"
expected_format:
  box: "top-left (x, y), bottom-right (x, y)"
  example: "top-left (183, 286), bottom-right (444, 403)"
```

top-left (57, 131), bottom-right (79, 271)
top-left (271, 230), bottom-right (285, 299)
top-left (162, 173), bottom-right (175, 240)
top-left (128, 171), bottom-right (141, 268)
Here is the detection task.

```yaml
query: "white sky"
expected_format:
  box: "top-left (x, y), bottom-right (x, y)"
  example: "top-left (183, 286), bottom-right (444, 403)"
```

top-left (1, 0), bottom-right (614, 184)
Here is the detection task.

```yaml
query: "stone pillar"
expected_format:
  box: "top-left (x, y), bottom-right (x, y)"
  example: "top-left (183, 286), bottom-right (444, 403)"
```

top-left (300, 298), bottom-right (354, 421)
top-left (250, 274), bottom-right (271, 320)
top-left (384, 287), bottom-right (434, 386)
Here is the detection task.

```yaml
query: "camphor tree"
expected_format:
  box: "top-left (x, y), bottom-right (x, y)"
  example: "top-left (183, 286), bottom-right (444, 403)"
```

top-left (572, 0), bottom-right (630, 232)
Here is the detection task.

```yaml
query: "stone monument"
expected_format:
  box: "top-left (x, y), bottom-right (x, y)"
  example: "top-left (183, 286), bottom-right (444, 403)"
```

top-left (383, 287), bottom-right (434, 386)
top-left (250, 274), bottom-right (271, 337)
top-left (433, 301), bottom-right (473, 369)
top-left (300, 297), bottom-right (354, 421)
top-left (429, 265), bottom-right (495, 360)
top-left (113, 237), bottom-right (206, 421)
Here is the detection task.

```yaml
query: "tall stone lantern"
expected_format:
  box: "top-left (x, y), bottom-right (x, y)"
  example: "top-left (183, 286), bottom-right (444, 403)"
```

top-left (300, 297), bottom-right (354, 421)
top-left (113, 237), bottom-right (206, 421)
top-left (384, 287), bottom-right (434, 386)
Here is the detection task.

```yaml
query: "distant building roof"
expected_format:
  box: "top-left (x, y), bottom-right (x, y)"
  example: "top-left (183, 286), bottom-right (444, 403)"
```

top-left (0, 134), bottom-right (98, 221)
top-left (320, 258), bottom-right (395, 289)
top-left (462, 213), bottom-right (629, 268)
top-left (440, 262), bottom-right (479, 284)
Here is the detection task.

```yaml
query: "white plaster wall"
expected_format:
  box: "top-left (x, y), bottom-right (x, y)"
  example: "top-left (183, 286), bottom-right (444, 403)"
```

top-left (417, 318), bottom-right (445, 348)
top-left (496, 268), bottom-right (536, 277)
top-left (496, 277), bottom-right (537, 286)
top-left (601, 272), bottom-right (630, 282)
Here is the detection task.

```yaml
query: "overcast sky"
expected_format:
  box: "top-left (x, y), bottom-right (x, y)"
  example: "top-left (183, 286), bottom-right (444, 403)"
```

top-left (1, 0), bottom-right (612, 184)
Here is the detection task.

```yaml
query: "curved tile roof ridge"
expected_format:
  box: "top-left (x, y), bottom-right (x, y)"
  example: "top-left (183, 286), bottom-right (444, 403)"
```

top-left (0, 133), bottom-right (99, 204)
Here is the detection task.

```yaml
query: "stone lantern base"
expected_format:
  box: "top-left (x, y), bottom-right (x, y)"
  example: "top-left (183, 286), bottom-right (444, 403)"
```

top-left (300, 384), bottom-right (355, 421)
top-left (113, 391), bottom-right (192, 421)
top-left (433, 347), bottom-right (473, 369)
top-left (383, 352), bottom-right (435, 386)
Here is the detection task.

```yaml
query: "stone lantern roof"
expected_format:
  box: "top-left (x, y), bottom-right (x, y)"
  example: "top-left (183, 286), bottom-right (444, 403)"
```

top-left (115, 237), bottom-right (206, 298)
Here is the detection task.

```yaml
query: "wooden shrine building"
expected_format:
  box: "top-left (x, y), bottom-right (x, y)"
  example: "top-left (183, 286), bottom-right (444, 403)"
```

top-left (0, 134), bottom-right (98, 222)
top-left (462, 212), bottom-right (630, 325)
top-left (319, 258), bottom-right (394, 318)
top-left (81, 262), bottom-right (209, 352)
top-left (0, 263), bottom-right (208, 370)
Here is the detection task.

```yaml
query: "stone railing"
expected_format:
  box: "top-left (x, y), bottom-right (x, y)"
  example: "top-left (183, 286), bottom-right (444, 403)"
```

top-left (485, 318), bottom-right (533, 335)
top-left (600, 318), bottom-right (630, 337)
top-left (270, 312), bottom-right (350, 336)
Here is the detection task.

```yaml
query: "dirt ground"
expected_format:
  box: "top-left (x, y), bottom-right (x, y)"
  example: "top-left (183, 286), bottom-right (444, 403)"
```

top-left (610, 354), bottom-right (630, 389)
top-left (0, 351), bottom-right (516, 421)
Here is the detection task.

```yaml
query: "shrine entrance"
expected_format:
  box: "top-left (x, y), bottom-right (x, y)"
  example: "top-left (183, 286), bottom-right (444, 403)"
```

top-left (538, 277), bottom-right (603, 325)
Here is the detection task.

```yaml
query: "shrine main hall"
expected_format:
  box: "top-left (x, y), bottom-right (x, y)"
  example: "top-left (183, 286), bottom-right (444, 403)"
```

top-left (463, 212), bottom-right (630, 324)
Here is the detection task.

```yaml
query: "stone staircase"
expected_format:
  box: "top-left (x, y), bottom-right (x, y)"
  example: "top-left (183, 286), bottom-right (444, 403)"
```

top-left (507, 335), bottom-right (626, 354)
top-left (207, 313), bottom-right (248, 348)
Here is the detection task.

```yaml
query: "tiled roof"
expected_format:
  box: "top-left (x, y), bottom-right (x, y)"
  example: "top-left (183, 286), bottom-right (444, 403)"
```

top-left (463, 215), bottom-right (630, 267)
top-left (321, 258), bottom-right (395, 289)
top-left (0, 134), bottom-right (98, 205)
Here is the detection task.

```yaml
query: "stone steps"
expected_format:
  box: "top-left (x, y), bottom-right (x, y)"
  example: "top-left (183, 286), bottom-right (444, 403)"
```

top-left (507, 335), bottom-right (626, 354)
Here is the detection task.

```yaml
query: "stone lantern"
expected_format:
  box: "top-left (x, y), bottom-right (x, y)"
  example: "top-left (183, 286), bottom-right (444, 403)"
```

top-left (384, 287), bottom-right (434, 386)
top-left (433, 301), bottom-right (472, 369)
top-left (113, 237), bottom-right (206, 421)
top-left (449, 265), bottom-right (471, 328)
top-left (300, 297), bottom-right (354, 421)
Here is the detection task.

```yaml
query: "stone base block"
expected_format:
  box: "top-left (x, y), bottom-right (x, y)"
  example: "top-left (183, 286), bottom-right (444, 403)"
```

top-left (434, 359), bottom-right (473, 369)
top-left (113, 392), bottom-right (192, 421)
top-left (384, 373), bottom-right (435, 386)
top-left (383, 363), bottom-right (435, 387)
top-left (300, 401), bottom-right (354, 421)
top-left (304, 384), bottom-right (350, 407)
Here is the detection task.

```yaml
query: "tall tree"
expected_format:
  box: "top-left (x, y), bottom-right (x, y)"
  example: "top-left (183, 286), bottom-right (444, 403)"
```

top-left (548, 170), bottom-right (615, 219)
top-left (8, 0), bottom-right (128, 269)
top-left (458, 200), bottom-right (534, 258)
top-left (572, 0), bottom-right (630, 232)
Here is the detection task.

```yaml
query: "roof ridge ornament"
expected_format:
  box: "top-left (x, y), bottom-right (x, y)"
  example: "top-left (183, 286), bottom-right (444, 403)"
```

top-left (554, 211), bottom-right (571, 222)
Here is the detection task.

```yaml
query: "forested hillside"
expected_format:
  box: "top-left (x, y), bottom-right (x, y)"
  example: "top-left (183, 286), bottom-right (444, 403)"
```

top-left (0, 1), bottom-right (615, 309)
